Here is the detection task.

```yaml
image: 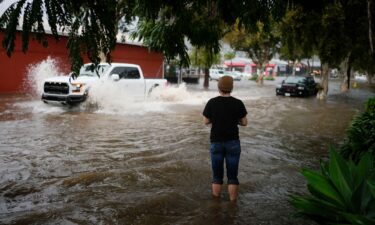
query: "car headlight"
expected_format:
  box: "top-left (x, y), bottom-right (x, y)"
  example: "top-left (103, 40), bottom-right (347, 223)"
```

top-left (72, 83), bottom-right (84, 92)
top-left (297, 86), bottom-right (305, 90)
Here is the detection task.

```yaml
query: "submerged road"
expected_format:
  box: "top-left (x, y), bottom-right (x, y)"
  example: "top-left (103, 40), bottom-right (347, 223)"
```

top-left (0, 77), bottom-right (374, 225)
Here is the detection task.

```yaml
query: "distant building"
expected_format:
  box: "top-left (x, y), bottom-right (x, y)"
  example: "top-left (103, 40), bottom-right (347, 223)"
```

top-left (270, 59), bottom-right (288, 76)
top-left (224, 57), bottom-right (283, 76)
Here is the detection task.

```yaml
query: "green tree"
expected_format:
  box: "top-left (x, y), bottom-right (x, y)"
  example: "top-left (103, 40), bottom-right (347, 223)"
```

top-left (0, 0), bottom-right (284, 75)
top-left (280, 0), bottom-right (374, 98)
top-left (224, 19), bottom-right (280, 84)
top-left (131, 3), bottom-right (224, 88)
top-left (189, 46), bottom-right (220, 87)
top-left (224, 51), bottom-right (236, 61)
top-left (0, 0), bottom-right (132, 73)
top-left (279, 2), bottom-right (345, 99)
top-left (350, 0), bottom-right (375, 85)
top-left (279, 7), bottom-right (316, 76)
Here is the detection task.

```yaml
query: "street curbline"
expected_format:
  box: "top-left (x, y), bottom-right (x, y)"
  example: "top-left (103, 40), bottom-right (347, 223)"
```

top-left (203, 75), bottom-right (248, 202)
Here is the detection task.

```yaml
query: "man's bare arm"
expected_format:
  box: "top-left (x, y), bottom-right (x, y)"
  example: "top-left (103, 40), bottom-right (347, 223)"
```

top-left (203, 116), bottom-right (211, 125)
top-left (239, 116), bottom-right (248, 126)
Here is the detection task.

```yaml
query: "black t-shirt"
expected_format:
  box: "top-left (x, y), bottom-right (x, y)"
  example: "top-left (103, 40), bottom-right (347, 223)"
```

top-left (203, 96), bottom-right (247, 142)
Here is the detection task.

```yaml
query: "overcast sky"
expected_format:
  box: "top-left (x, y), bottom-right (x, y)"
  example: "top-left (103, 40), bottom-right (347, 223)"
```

top-left (0, 0), bottom-right (18, 17)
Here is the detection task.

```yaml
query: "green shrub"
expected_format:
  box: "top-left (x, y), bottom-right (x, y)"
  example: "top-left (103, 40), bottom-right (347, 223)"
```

top-left (291, 149), bottom-right (375, 225)
top-left (249, 74), bottom-right (258, 81)
top-left (340, 97), bottom-right (375, 163)
top-left (263, 76), bottom-right (275, 81)
top-left (365, 97), bottom-right (375, 114)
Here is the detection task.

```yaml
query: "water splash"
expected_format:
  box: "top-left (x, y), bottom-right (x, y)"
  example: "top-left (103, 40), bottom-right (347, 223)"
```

top-left (86, 82), bottom-right (207, 115)
top-left (84, 79), bottom-right (156, 115)
top-left (150, 83), bottom-right (219, 105)
top-left (149, 83), bottom-right (191, 102)
top-left (22, 58), bottom-right (214, 115)
top-left (23, 57), bottom-right (65, 97)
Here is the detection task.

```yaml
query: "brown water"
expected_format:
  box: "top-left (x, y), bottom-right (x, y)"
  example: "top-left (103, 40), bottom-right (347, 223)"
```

top-left (0, 78), bottom-right (374, 225)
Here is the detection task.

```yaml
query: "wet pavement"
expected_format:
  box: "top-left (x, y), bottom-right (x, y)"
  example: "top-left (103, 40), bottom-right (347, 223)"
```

top-left (0, 75), bottom-right (374, 225)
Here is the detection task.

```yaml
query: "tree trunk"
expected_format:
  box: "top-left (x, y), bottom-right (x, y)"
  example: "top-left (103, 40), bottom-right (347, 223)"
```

top-left (178, 65), bottom-right (182, 84)
top-left (346, 59), bottom-right (352, 90)
top-left (341, 74), bottom-right (349, 92)
top-left (368, 0), bottom-right (374, 55)
top-left (257, 61), bottom-right (268, 85)
top-left (366, 72), bottom-right (373, 84)
top-left (306, 59), bottom-right (311, 74)
top-left (292, 60), bottom-right (296, 76)
top-left (204, 67), bottom-right (209, 88)
top-left (257, 66), bottom-right (264, 84)
top-left (339, 56), bottom-right (349, 92)
top-left (257, 66), bottom-right (264, 85)
top-left (317, 63), bottom-right (329, 100)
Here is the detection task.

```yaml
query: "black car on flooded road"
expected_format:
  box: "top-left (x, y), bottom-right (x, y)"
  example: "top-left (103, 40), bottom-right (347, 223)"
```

top-left (276, 75), bottom-right (318, 97)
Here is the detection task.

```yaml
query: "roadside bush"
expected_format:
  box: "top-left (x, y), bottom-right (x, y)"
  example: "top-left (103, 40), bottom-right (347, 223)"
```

top-left (340, 97), bottom-right (375, 163)
top-left (249, 74), bottom-right (258, 81)
top-left (263, 76), bottom-right (275, 81)
top-left (290, 149), bottom-right (375, 225)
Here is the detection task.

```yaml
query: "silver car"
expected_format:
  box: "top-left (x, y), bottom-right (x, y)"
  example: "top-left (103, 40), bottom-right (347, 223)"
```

top-left (209, 69), bottom-right (225, 80)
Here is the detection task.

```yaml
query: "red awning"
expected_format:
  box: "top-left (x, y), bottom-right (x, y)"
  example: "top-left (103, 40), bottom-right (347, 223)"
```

top-left (224, 62), bottom-right (246, 67)
top-left (224, 61), bottom-right (276, 67)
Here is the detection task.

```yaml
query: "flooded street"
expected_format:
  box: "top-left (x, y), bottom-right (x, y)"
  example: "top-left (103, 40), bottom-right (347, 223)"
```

top-left (0, 68), bottom-right (374, 224)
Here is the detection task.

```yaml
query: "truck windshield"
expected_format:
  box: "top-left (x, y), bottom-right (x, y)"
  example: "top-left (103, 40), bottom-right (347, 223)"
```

top-left (79, 65), bottom-right (110, 77)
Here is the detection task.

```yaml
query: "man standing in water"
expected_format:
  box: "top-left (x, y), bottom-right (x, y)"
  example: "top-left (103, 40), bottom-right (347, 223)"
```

top-left (203, 75), bottom-right (248, 202)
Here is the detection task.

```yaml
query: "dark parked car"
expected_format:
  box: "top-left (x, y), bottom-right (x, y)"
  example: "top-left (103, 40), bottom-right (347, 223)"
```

top-left (276, 75), bottom-right (318, 97)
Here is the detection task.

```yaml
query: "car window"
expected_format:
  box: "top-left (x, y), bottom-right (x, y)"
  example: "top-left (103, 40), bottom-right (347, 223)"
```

top-left (79, 64), bottom-right (110, 77)
top-left (285, 76), bottom-right (306, 84)
top-left (110, 67), bottom-right (140, 79)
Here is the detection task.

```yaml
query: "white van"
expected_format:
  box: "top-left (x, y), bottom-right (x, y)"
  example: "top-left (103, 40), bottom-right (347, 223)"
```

top-left (209, 69), bottom-right (225, 81)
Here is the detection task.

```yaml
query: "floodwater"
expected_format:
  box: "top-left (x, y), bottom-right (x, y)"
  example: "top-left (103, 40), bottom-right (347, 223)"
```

top-left (0, 61), bottom-right (374, 225)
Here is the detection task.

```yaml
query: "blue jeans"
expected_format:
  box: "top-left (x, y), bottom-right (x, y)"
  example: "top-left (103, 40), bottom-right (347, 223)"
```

top-left (210, 140), bottom-right (241, 185)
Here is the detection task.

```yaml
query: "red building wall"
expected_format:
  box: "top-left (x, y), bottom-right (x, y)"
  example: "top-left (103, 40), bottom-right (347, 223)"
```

top-left (111, 43), bottom-right (164, 78)
top-left (0, 31), bottom-right (164, 93)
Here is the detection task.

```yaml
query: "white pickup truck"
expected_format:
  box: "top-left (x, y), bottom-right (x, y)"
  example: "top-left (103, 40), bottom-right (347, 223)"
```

top-left (41, 63), bottom-right (167, 105)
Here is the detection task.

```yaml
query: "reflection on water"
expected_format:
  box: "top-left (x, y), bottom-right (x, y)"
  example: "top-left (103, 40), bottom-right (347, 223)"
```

top-left (0, 75), bottom-right (374, 224)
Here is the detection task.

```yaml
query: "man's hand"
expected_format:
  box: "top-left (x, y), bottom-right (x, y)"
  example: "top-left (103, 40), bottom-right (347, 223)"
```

top-left (203, 116), bottom-right (211, 125)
